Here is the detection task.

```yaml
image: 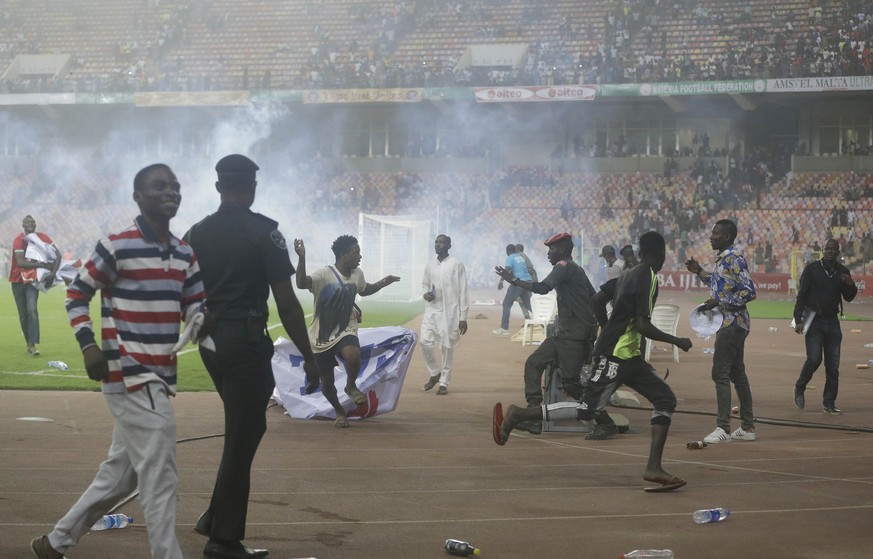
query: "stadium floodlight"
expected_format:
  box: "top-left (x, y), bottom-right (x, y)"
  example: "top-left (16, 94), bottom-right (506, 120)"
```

top-left (358, 213), bottom-right (432, 302)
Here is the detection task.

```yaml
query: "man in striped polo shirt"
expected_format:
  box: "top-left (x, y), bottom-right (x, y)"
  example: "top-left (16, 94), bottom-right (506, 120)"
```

top-left (31, 163), bottom-right (207, 559)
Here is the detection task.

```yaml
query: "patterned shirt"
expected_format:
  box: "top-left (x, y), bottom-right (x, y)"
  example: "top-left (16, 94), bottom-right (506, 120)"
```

top-left (66, 216), bottom-right (206, 394)
top-left (308, 266), bottom-right (367, 352)
top-left (698, 245), bottom-right (756, 331)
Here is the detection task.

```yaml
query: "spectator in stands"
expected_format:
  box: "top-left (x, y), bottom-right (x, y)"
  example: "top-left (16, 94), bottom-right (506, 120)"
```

top-left (494, 231), bottom-right (692, 492)
top-left (793, 239), bottom-right (857, 414)
top-left (421, 234), bottom-right (469, 396)
top-left (9, 215), bottom-right (61, 356)
top-left (493, 243), bottom-right (533, 335)
top-left (685, 219), bottom-right (757, 445)
top-left (494, 232), bottom-right (618, 439)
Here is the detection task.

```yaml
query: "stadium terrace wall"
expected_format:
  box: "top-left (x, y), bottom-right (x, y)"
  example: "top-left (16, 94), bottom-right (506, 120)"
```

top-left (4, 77), bottom-right (873, 107)
top-left (659, 271), bottom-right (872, 297)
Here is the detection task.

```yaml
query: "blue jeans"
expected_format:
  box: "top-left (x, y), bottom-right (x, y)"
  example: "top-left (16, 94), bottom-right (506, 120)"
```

top-left (11, 282), bottom-right (40, 345)
top-left (500, 284), bottom-right (531, 329)
top-left (796, 316), bottom-right (842, 408)
top-left (712, 324), bottom-right (754, 432)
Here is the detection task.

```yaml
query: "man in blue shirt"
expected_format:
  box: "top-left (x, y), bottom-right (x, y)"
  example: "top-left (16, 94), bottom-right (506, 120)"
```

top-left (493, 244), bottom-right (532, 335)
top-left (686, 219), bottom-right (757, 444)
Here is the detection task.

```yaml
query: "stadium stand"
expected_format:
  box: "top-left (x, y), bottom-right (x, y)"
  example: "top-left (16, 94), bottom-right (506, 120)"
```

top-left (2, 0), bottom-right (872, 92)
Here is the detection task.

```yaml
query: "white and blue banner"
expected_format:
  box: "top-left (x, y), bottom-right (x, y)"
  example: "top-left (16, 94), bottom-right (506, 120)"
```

top-left (271, 326), bottom-right (418, 420)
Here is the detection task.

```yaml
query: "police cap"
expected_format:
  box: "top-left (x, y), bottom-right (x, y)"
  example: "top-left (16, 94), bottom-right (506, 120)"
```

top-left (215, 154), bottom-right (259, 182)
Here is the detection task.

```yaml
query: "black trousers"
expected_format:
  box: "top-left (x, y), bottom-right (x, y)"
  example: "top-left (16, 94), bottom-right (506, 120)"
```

top-left (199, 320), bottom-right (275, 541)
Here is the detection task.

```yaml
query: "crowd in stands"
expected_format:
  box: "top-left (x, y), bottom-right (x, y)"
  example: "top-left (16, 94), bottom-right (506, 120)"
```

top-left (3, 152), bottom-right (872, 290)
top-left (3, 0), bottom-right (873, 94)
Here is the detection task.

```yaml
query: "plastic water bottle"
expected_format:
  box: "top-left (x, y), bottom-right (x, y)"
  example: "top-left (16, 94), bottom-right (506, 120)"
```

top-left (91, 514), bottom-right (133, 531)
top-left (621, 551), bottom-right (674, 558)
top-left (47, 360), bottom-right (69, 371)
top-left (693, 508), bottom-right (730, 524)
top-left (444, 539), bottom-right (481, 556)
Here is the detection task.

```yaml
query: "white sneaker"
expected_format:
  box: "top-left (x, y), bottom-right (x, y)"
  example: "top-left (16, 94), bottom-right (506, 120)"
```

top-left (703, 427), bottom-right (732, 444)
top-left (731, 426), bottom-right (756, 441)
top-left (492, 328), bottom-right (510, 335)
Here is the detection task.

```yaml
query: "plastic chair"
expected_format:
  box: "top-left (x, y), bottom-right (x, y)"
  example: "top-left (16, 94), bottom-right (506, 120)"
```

top-left (521, 294), bottom-right (557, 345)
top-left (645, 304), bottom-right (681, 363)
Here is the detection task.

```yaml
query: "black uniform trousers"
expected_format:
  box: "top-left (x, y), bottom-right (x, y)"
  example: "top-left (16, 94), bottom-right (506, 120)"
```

top-left (199, 319), bottom-right (275, 541)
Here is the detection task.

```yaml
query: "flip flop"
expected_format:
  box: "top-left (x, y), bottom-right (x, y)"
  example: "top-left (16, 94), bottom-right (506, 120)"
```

top-left (492, 403), bottom-right (506, 446)
top-left (344, 386), bottom-right (367, 406)
top-left (644, 476), bottom-right (687, 493)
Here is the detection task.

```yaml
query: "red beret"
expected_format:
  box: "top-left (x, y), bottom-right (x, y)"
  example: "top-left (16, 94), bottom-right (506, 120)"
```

top-left (544, 232), bottom-right (572, 246)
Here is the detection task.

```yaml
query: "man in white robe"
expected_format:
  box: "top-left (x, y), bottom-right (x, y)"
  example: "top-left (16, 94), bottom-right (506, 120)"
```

top-left (421, 235), bottom-right (469, 395)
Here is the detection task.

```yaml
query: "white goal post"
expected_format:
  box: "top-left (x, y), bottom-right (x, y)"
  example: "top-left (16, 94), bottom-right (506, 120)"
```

top-left (358, 213), bottom-right (433, 302)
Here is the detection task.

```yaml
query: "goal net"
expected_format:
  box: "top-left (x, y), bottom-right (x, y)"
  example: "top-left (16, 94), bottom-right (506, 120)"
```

top-left (358, 213), bottom-right (432, 302)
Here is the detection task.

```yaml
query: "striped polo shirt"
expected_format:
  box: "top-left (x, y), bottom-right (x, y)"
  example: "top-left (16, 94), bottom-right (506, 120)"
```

top-left (66, 216), bottom-right (206, 395)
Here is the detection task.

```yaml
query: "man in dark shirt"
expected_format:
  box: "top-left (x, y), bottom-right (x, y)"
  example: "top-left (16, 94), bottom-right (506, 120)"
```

top-left (792, 238), bottom-right (857, 414)
top-left (184, 154), bottom-right (319, 559)
top-left (493, 232), bottom-right (692, 492)
top-left (620, 244), bottom-right (639, 270)
top-left (494, 232), bottom-right (616, 439)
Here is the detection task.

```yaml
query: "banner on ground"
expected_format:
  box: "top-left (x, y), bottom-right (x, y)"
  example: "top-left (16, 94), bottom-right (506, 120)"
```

top-left (271, 326), bottom-right (417, 421)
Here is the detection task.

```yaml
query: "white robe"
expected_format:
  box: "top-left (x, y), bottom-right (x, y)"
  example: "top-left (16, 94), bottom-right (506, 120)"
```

top-left (420, 255), bottom-right (469, 349)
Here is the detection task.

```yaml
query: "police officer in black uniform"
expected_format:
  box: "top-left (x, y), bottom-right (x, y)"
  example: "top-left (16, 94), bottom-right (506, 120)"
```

top-left (184, 154), bottom-right (318, 559)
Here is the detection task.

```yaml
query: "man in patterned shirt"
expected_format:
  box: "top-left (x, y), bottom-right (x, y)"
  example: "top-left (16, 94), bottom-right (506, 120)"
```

top-left (31, 163), bottom-right (207, 559)
top-left (686, 219), bottom-right (757, 444)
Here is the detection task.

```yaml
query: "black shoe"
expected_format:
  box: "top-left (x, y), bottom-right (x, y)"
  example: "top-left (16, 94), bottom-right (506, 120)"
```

top-left (194, 510), bottom-right (211, 536)
top-left (793, 387), bottom-right (805, 409)
top-left (423, 375), bottom-right (440, 391)
top-left (30, 535), bottom-right (66, 559)
top-left (516, 420), bottom-right (543, 435)
top-left (203, 540), bottom-right (268, 559)
top-left (585, 423), bottom-right (618, 440)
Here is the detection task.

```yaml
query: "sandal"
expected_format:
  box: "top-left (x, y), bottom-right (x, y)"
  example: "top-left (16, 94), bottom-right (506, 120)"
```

top-left (344, 386), bottom-right (367, 406)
